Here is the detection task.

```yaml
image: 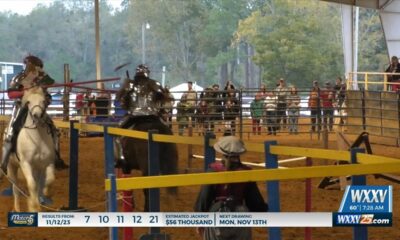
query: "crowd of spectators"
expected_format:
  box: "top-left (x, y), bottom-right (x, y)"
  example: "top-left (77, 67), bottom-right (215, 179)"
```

top-left (176, 81), bottom-right (240, 136)
top-left (173, 77), bottom-right (349, 136)
top-left (75, 77), bottom-right (349, 136)
top-left (71, 56), bottom-right (400, 136)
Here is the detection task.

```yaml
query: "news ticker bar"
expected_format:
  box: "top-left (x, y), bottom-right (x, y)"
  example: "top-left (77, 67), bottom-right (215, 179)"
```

top-left (7, 212), bottom-right (392, 227)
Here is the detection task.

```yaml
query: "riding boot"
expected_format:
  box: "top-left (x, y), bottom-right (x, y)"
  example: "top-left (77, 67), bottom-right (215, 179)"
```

top-left (114, 115), bottom-right (134, 174)
top-left (55, 150), bottom-right (69, 170)
top-left (114, 137), bottom-right (130, 174)
top-left (0, 139), bottom-right (12, 175)
top-left (1, 103), bottom-right (24, 175)
top-left (48, 118), bottom-right (69, 170)
top-left (54, 130), bottom-right (69, 170)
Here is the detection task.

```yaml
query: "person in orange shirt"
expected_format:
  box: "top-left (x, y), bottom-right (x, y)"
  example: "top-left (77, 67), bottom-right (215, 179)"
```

top-left (320, 82), bottom-right (335, 131)
top-left (308, 81), bottom-right (321, 132)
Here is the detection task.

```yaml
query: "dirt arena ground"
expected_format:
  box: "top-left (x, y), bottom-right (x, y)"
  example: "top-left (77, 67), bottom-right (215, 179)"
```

top-left (0, 124), bottom-right (399, 240)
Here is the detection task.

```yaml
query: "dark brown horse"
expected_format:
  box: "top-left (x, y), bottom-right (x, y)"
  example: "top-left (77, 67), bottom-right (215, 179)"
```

top-left (119, 116), bottom-right (178, 211)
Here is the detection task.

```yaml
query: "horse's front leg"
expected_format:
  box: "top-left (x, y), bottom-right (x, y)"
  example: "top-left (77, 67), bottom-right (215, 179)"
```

top-left (20, 161), bottom-right (40, 212)
top-left (39, 164), bottom-right (55, 205)
top-left (43, 163), bottom-right (55, 197)
top-left (7, 161), bottom-right (20, 212)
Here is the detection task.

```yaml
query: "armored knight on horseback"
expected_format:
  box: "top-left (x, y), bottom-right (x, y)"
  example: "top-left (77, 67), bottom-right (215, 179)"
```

top-left (114, 64), bottom-right (173, 173)
top-left (0, 55), bottom-right (68, 175)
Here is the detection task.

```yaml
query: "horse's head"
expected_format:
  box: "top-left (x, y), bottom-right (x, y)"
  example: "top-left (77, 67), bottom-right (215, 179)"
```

top-left (22, 86), bottom-right (47, 122)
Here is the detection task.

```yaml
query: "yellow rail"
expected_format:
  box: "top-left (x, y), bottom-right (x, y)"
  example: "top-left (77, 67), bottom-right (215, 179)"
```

top-left (108, 127), bottom-right (148, 140)
top-left (357, 153), bottom-right (399, 164)
top-left (153, 133), bottom-right (204, 145)
top-left (0, 115), bottom-right (10, 121)
top-left (74, 123), bottom-right (104, 132)
top-left (105, 161), bottom-right (400, 191)
top-left (347, 71), bottom-right (400, 91)
top-left (53, 120), bottom-right (70, 129)
top-left (2, 118), bottom-right (397, 167)
top-left (271, 146), bottom-right (351, 162)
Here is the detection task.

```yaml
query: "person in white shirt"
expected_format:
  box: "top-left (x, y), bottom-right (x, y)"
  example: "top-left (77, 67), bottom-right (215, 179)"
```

top-left (264, 91), bottom-right (278, 135)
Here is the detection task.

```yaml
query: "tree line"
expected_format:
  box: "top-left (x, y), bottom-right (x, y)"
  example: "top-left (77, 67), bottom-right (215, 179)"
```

top-left (0, 0), bottom-right (388, 91)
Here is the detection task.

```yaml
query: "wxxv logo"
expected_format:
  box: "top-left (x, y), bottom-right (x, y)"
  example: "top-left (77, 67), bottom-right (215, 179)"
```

top-left (333, 213), bottom-right (392, 227)
top-left (351, 189), bottom-right (387, 203)
top-left (339, 186), bottom-right (392, 213)
top-left (335, 185), bottom-right (392, 227)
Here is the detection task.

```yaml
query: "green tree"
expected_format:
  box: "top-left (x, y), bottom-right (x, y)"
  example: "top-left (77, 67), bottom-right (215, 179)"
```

top-left (358, 8), bottom-right (388, 72)
top-left (200, 0), bottom-right (261, 88)
top-left (125, 0), bottom-right (206, 86)
top-left (236, 0), bottom-right (344, 89)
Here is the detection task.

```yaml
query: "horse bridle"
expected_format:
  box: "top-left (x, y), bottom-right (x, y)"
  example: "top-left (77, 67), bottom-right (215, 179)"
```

top-left (30, 104), bottom-right (45, 117)
top-left (25, 103), bottom-right (46, 129)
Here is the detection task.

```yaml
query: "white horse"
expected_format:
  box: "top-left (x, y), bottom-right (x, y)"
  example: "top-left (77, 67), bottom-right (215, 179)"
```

top-left (7, 86), bottom-right (55, 212)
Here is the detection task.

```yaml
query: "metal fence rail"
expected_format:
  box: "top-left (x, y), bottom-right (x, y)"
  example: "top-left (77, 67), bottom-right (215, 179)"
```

top-left (0, 88), bottom-right (399, 141)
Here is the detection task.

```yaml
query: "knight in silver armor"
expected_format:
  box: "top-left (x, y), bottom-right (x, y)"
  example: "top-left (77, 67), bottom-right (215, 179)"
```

top-left (0, 55), bottom-right (68, 175)
top-left (114, 64), bottom-right (172, 170)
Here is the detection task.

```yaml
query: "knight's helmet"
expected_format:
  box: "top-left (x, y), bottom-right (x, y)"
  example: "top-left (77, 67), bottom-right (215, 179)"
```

top-left (127, 64), bottom-right (162, 116)
top-left (24, 55), bottom-right (43, 68)
top-left (135, 64), bottom-right (150, 78)
top-left (9, 55), bottom-right (43, 89)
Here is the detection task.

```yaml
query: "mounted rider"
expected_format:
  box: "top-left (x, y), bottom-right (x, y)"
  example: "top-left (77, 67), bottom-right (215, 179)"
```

top-left (114, 64), bottom-right (172, 172)
top-left (0, 55), bottom-right (68, 175)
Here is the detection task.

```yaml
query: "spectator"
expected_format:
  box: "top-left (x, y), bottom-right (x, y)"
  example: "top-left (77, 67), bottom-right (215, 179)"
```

top-left (264, 91), bottom-right (278, 135)
top-left (334, 77), bottom-right (346, 107)
top-left (312, 80), bottom-right (319, 89)
top-left (197, 88), bottom-right (212, 134)
top-left (287, 87), bottom-right (301, 134)
top-left (194, 136), bottom-right (268, 240)
top-left (308, 82), bottom-right (321, 132)
top-left (334, 77), bottom-right (346, 126)
top-left (84, 90), bottom-right (95, 116)
top-left (212, 84), bottom-right (220, 91)
top-left (186, 81), bottom-right (197, 126)
top-left (223, 90), bottom-right (239, 136)
top-left (275, 78), bottom-right (289, 131)
top-left (212, 84), bottom-right (223, 130)
top-left (223, 80), bottom-right (236, 98)
top-left (258, 84), bottom-right (267, 99)
top-left (76, 92), bottom-right (85, 116)
top-left (385, 56), bottom-right (400, 91)
top-left (320, 82), bottom-right (335, 131)
top-left (177, 94), bottom-right (191, 136)
top-left (250, 93), bottom-right (264, 135)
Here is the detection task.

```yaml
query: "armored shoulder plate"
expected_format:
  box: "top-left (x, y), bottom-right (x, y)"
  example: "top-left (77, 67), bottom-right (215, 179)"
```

top-left (127, 78), bottom-right (163, 116)
top-left (9, 71), bottom-right (26, 90)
